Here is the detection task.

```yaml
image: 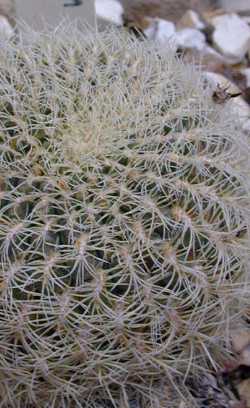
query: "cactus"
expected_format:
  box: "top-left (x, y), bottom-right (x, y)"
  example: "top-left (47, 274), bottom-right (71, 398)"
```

top-left (0, 26), bottom-right (249, 408)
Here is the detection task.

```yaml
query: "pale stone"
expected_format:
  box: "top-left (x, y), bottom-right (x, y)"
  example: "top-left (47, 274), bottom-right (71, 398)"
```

top-left (15, 0), bottom-right (96, 30)
top-left (156, 20), bottom-right (175, 43)
top-left (231, 96), bottom-right (250, 129)
top-left (205, 71), bottom-right (240, 93)
top-left (95, 0), bottom-right (123, 26)
top-left (202, 45), bottom-right (227, 61)
top-left (144, 18), bottom-right (176, 44)
top-left (240, 68), bottom-right (250, 87)
top-left (177, 10), bottom-right (205, 31)
top-left (202, 45), bottom-right (241, 65)
top-left (212, 13), bottom-right (250, 62)
top-left (143, 19), bottom-right (158, 40)
top-left (183, 45), bottom-right (238, 70)
top-left (242, 16), bottom-right (250, 26)
top-left (175, 28), bottom-right (206, 51)
top-left (144, 20), bottom-right (206, 51)
top-left (204, 71), bottom-right (250, 131)
top-left (0, 14), bottom-right (13, 38)
top-left (156, 19), bottom-right (176, 43)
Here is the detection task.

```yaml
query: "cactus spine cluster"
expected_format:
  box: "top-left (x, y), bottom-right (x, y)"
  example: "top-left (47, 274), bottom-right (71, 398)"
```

top-left (0, 26), bottom-right (249, 408)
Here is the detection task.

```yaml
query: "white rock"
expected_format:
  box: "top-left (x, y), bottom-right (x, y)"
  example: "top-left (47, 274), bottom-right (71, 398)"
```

top-left (0, 15), bottom-right (13, 39)
top-left (95, 0), bottom-right (123, 26)
top-left (177, 10), bottom-right (205, 31)
top-left (144, 19), bottom-right (176, 44)
top-left (242, 16), bottom-right (250, 26)
top-left (156, 19), bottom-right (176, 43)
top-left (155, 19), bottom-right (176, 44)
top-left (204, 71), bottom-right (250, 131)
top-left (144, 19), bottom-right (158, 40)
top-left (145, 20), bottom-right (207, 52)
top-left (201, 45), bottom-right (241, 65)
top-left (212, 13), bottom-right (250, 62)
top-left (240, 68), bottom-right (250, 87)
top-left (204, 71), bottom-right (239, 92)
top-left (202, 45), bottom-right (227, 60)
top-left (175, 28), bottom-right (206, 51)
top-left (144, 19), bottom-right (206, 52)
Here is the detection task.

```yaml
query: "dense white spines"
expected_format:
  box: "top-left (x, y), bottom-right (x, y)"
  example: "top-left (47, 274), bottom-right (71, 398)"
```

top-left (0, 26), bottom-right (249, 408)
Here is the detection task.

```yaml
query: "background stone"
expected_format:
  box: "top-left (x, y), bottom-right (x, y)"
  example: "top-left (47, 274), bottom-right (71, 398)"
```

top-left (14, 0), bottom-right (96, 29)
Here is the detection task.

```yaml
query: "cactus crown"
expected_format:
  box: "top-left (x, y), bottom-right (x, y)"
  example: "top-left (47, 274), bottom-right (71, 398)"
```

top-left (0, 26), bottom-right (249, 408)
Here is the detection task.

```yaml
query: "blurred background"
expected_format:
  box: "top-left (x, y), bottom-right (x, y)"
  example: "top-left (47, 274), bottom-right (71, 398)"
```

top-left (0, 0), bottom-right (249, 128)
top-left (1, 0), bottom-right (249, 30)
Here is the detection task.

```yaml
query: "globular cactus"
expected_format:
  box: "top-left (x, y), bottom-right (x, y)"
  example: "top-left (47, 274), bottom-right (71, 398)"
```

top-left (0, 26), bottom-right (249, 408)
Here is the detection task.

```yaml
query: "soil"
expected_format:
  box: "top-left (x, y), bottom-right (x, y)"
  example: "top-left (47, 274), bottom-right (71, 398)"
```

top-left (119, 0), bottom-right (221, 23)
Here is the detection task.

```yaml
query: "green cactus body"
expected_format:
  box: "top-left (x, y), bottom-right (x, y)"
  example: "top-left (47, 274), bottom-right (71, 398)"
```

top-left (0, 27), bottom-right (249, 408)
